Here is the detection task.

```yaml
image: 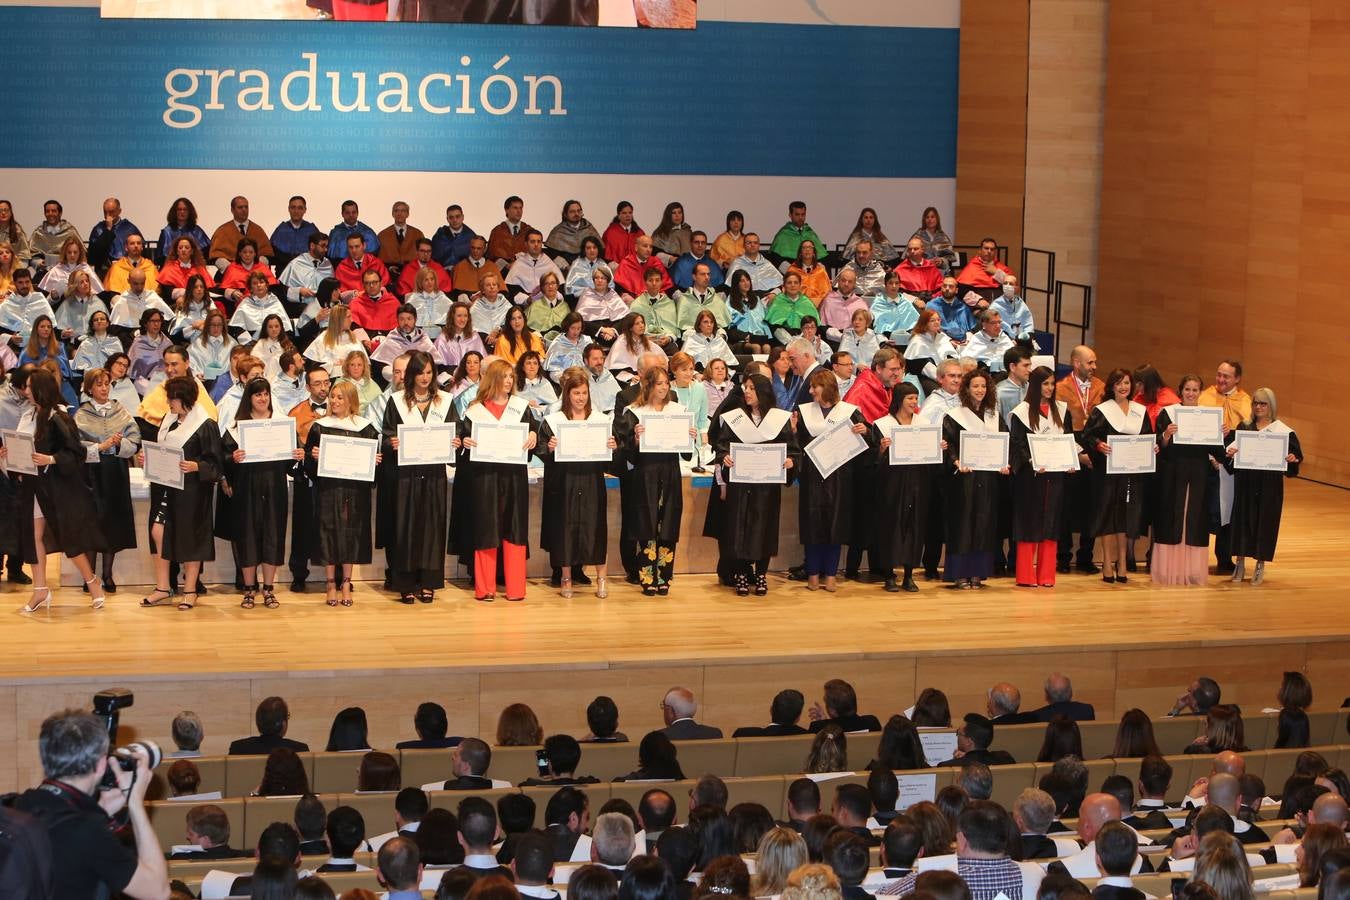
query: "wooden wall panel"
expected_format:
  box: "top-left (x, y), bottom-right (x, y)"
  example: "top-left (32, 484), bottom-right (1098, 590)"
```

top-left (1096, 0), bottom-right (1350, 485)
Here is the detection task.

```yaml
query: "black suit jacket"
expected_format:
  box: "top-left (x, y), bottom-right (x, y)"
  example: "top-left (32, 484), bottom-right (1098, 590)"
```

top-left (810, 714), bottom-right (882, 734)
top-left (732, 723), bottom-right (809, 737)
top-left (790, 365), bottom-right (822, 410)
top-left (1123, 807), bottom-right (1172, 831)
top-left (395, 736), bottom-right (462, 749)
top-left (845, 825), bottom-right (880, 847)
top-left (938, 748), bottom-right (1017, 767)
top-left (1092, 885), bottom-right (1145, 900)
top-left (1031, 700), bottom-right (1096, 722)
top-left (168, 844), bottom-right (250, 861)
top-left (460, 863), bottom-right (515, 881)
top-left (442, 774), bottom-right (494, 791)
top-left (991, 711), bottom-right (1041, 725)
top-left (546, 824), bottom-right (582, 863)
top-left (662, 720), bottom-right (723, 740)
top-left (227, 734), bottom-right (310, 755)
top-left (1019, 834), bottom-right (1063, 860)
top-left (299, 839), bottom-right (329, 856)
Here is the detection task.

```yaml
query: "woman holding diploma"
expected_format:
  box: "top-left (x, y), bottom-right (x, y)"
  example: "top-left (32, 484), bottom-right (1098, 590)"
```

top-left (141, 375), bottom-right (223, 611)
top-left (1152, 374), bottom-right (1222, 585)
top-left (797, 369), bottom-right (872, 593)
top-left (305, 381), bottom-right (380, 607)
top-left (537, 366), bottom-right (615, 599)
top-left (381, 350), bottom-right (452, 605)
top-left (4, 369), bottom-right (107, 613)
top-left (941, 369), bottom-right (1009, 590)
top-left (707, 372), bottom-right (796, 596)
top-left (1223, 387), bottom-right (1301, 585)
top-left (74, 367), bottom-right (141, 593)
top-left (456, 358), bottom-right (538, 602)
top-left (874, 383), bottom-right (939, 593)
top-left (221, 378), bottom-right (304, 610)
top-left (1007, 366), bottom-right (1071, 588)
top-left (614, 366), bottom-right (696, 596)
top-left (1078, 368), bottom-right (1154, 584)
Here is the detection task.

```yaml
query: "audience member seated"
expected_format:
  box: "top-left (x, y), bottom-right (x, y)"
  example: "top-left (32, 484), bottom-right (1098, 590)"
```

top-left (603, 200), bottom-right (644, 263)
top-left (818, 270), bottom-right (868, 341)
top-left (824, 830), bottom-right (873, 900)
top-left (545, 199), bottom-right (603, 265)
top-left (219, 237), bottom-right (278, 304)
top-left (104, 233), bottom-right (159, 295)
top-left (506, 229), bottom-right (564, 298)
top-left (889, 801), bottom-right (1038, 900)
top-left (957, 765), bottom-right (995, 801)
top-left (39, 234), bottom-right (104, 299)
top-left (616, 731), bottom-right (685, 782)
top-left (581, 695), bottom-right (628, 743)
top-left (1033, 674), bottom-right (1097, 722)
top-left (328, 199), bottom-right (380, 262)
top-left (336, 233), bottom-right (391, 300)
top-left (650, 201), bottom-right (694, 266)
top-left (1014, 789), bottom-right (1077, 860)
top-left (294, 794), bottom-right (330, 856)
top-left (591, 811), bottom-right (637, 873)
top-left (807, 679), bottom-right (882, 734)
top-left (870, 271), bottom-right (923, 344)
top-left (350, 268), bottom-right (400, 336)
top-left (166, 759), bottom-right (206, 798)
top-left (495, 702), bottom-right (544, 747)
top-left (454, 797), bottom-right (514, 878)
top-left (279, 232), bottom-right (334, 306)
top-left (940, 714), bottom-right (1016, 766)
top-left (787, 239), bottom-right (832, 304)
top-left (1056, 794), bottom-right (1149, 878)
top-left (844, 207), bottom-right (900, 262)
top-left (670, 230), bottom-right (724, 290)
top-left (269, 195), bottom-right (320, 269)
top-left (955, 237), bottom-right (1013, 300)
top-left (804, 726), bottom-right (847, 775)
top-left (960, 309), bottom-right (1016, 374)
top-left (487, 195), bottom-right (534, 267)
top-left (376, 835), bottom-right (425, 900)
top-left (168, 710), bottom-right (204, 758)
top-left (867, 767), bottom-right (902, 827)
top-left (636, 789), bottom-right (677, 852)
top-left (453, 236), bottom-right (493, 298)
top-left (376, 200), bottom-right (423, 268)
top-left (509, 831), bottom-right (560, 899)
top-left (316, 805), bottom-right (371, 872)
top-left (397, 237), bottom-right (453, 297)
top-left (87, 196), bottom-right (143, 271)
top-left (207, 195), bottom-right (274, 269)
top-left (629, 268), bottom-right (681, 350)
top-left (156, 236), bottom-right (214, 301)
top-left (369, 787), bottom-right (431, 852)
top-left (520, 734), bottom-right (601, 787)
top-left (200, 821), bottom-right (301, 900)
top-left (432, 204), bottom-right (478, 268)
top-left (659, 686), bottom-right (722, 740)
top-left (839, 241), bottom-right (888, 298)
top-left (168, 803), bottom-right (249, 860)
top-left (255, 747), bottom-right (312, 796)
top-left (733, 689), bottom-right (809, 737)
top-left (29, 200), bottom-right (83, 268)
top-left (1183, 705), bottom-right (1249, 755)
top-left (929, 276), bottom-right (979, 342)
top-left (896, 236), bottom-right (945, 297)
top-left (0, 269), bottom-right (54, 347)
top-left (769, 201), bottom-right (825, 266)
top-left (543, 785), bottom-right (594, 862)
top-left (614, 235), bottom-right (674, 298)
top-left (564, 236), bottom-right (607, 297)
top-left (1122, 756), bottom-right (1174, 830)
top-left (991, 275), bottom-right (1035, 341)
top-left (428, 737), bottom-right (505, 790)
top-left (229, 696), bottom-right (309, 755)
top-left (725, 233), bottom-right (784, 293)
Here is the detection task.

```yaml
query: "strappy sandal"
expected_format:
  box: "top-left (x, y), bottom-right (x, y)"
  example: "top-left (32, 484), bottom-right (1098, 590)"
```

top-left (398, 592), bottom-right (416, 605)
top-left (240, 585), bottom-right (257, 609)
top-left (177, 591), bottom-right (198, 611)
top-left (141, 588), bottom-right (173, 607)
top-left (418, 588), bottom-right (434, 604)
top-left (340, 579), bottom-right (354, 607)
top-left (325, 580), bottom-right (339, 607)
top-left (262, 585), bottom-right (279, 609)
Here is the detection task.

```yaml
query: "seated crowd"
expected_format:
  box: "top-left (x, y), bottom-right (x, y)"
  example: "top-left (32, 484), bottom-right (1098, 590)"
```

top-left (10, 669), bottom-right (1347, 900)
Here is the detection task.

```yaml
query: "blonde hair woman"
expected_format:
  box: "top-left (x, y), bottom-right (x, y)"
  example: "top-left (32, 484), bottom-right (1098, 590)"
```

top-left (1190, 832), bottom-right (1254, 900)
top-left (337, 349), bottom-right (381, 415)
top-left (803, 725), bottom-right (847, 774)
top-left (303, 304), bottom-right (368, 375)
top-left (751, 827), bottom-right (809, 897)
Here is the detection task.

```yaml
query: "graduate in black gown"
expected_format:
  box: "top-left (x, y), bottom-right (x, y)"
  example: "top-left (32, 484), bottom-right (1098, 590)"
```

top-left (1152, 374), bottom-right (1223, 586)
top-left (708, 372), bottom-right (797, 596)
top-left (1007, 366), bottom-right (1073, 588)
top-left (1078, 367), bottom-right (1156, 584)
top-left (7, 369), bottom-right (108, 614)
top-left (381, 349), bottom-right (452, 604)
top-left (796, 368), bottom-right (874, 593)
top-left (73, 367), bottom-right (141, 593)
top-left (305, 380), bottom-right (381, 607)
top-left (613, 366), bottom-right (698, 595)
top-left (221, 378), bottom-right (306, 610)
top-left (1223, 387), bottom-right (1302, 586)
top-left (940, 368), bottom-right (1009, 589)
top-left (536, 365), bottom-right (615, 599)
top-left (141, 375), bottom-right (223, 612)
top-left (873, 382), bottom-right (941, 593)
top-left (455, 358), bottom-right (538, 602)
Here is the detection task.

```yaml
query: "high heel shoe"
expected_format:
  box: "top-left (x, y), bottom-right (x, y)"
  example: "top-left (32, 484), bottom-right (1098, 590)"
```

top-left (177, 592), bottom-right (198, 611)
top-left (594, 576), bottom-right (608, 599)
top-left (21, 587), bottom-right (52, 614)
top-left (734, 574), bottom-right (750, 597)
top-left (1251, 561), bottom-right (1265, 586)
top-left (340, 579), bottom-right (354, 607)
top-left (1231, 560), bottom-right (1246, 583)
top-left (325, 580), bottom-right (338, 607)
top-left (754, 574), bottom-right (768, 596)
top-left (262, 585), bottom-right (279, 609)
top-left (86, 576), bottom-right (105, 610)
top-left (140, 588), bottom-right (173, 607)
top-left (240, 585), bottom-right (257, 609)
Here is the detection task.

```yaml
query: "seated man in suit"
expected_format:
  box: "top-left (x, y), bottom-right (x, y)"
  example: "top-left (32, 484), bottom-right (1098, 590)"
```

top-left (809, 679), bottom-right (882, 734)
top-left (660, 687), bottom-right (722, 740)
top-left (1263, 792), bottom-right (1348, 864)
top-left (511, 830), bottom-right (561, 900)
top-left (1166, 774), bottom-right (1268, 847)
top-left (396, 702), bottom-right (462, 749)
top-left (519, 734), bottom-right (601, 787)
top-left (580, 695), bottom-right (628, 743)
top-left (1100, 775), bottom-right (1136, 826)
top-left (1014, 788), bottom-right (1079, 860)
top-left (1032, 673), bottom-right (1097, 722)
top-left (868, 767), bottom-right (901, 827)
top-left (543, 786), bottom-right (592, 863)
top-left (824, 830), bottom-right (873, 900)
top-left (294, 794), bottom-right (329, 856)
top-left (168, 804), bottom-right (250, 860)
top-left (494, 793), bottom-right (537, 864)
top-left (733, 689), bottom-right (809, 737)
top-left (782, 777), bottom-right (821, 834)
top-left (590, 812), bottom-right (636, 874)
top-left (1166, 676), bottom-right (1223, 718)
top-left (939, 714), bottom-right (1016, 767)
top-left (957, 763), bottom-right (995, 801)
top-left (1090, 821), bottom-right (1147, 900)
top-left (1181, 751), bottom-right (1246, 807)
top-left (832, 783), bottom-right (881, 847)
top-left (1123, 756), bottom-right (1173, 831)
top-left (656, 828), bottom-right (699, 900)
top-left (228, 696), bottom-right (309, 755)
top-left (376, 836), bottom-right (425, 900)
top-left (369, 787), bottom-right (429, 853)
top-left (879, 816), bottom-right (923, 886)
top-left (316, 806), bottom-right (370, 872)
top-left (988, 682), bottom-right (1039, 725)
top-left (1055, 794), bottom-right (1151, 878)
top-left (637, 789), bottom-right (676, 853)
top-left (691, 774), bottom-right (729, 813)
top-left (434, 737), bottom-right (500, 791)
top-left (455, 797), bottom-right (515, 879)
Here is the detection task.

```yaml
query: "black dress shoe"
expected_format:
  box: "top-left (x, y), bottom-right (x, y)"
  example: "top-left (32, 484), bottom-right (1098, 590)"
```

top-left (786, 566), bottom-right (807, 582)
top-left (1075, 563), bottom-right (1101, 575)
top-left (844, 569), bottom-right (860, 581)
top-left (572, 570), bottom-right (592, 586)
top-left (292, 580), bottom-right (307, 593)
top-left (1125, 560), bottom-right (1138, 573)
top-left (195, 580), bottom-right (208, 594)
top-left (884, 576), bottom-right (900, 593)
top-left (8, 571), bottom-right (32, 585)
top-left (1056, 563), bottom-right (1072, 574)
top-left (924, 568), bottom-right (941, 581)
top-left (901, 575), bottom-right (919, 592)
top-left (103, 578), bottom-right (117, 594)
top-left (1215, 563), bottom-right (1235, 575)
top-left (625, 572), bottom-right (641, 585)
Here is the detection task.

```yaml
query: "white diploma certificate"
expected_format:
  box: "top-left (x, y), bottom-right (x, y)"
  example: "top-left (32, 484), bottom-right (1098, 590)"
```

top-left (1028, 433), bottom-right (1080, 472)
top-left (897, 774), bottom-right (938, 810)
top-left (471, 421), bottom-right (530, 465)
top-left (1, 429), bottom-right (37, 476)
top-left (730, 442), bottom-right (787, 484)
top-left (888, 424), bottom-right (942, 466)
top-left (397, 423), bottom-right (455, 466)
top-left (143, 442), bottom-right (185, 489)
top-left (1173, 406), bottom-right (1223, 446)
top-left (1233, 429), bottom-right (1290, 472)
top-left (919, 731), bottom-right (959, 767)
top-left (237, 418), bottom-right (297, 463)
top-left (554, 421), bottom-right (613, 463)
top-left (1106, 434), bottom-right (1157, 474)
top-left (958, 430), bottom-right (1009, 472)
top-left (805, 421), bottom-right (867, 479)
top-left (638, 412), bottom-right (695, 454)
top-left (317, 434), bottom-right (378, 482)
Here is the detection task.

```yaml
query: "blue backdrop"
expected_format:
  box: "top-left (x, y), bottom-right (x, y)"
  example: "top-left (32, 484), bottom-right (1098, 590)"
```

top-left (13, 8), bottom-right (957, 177)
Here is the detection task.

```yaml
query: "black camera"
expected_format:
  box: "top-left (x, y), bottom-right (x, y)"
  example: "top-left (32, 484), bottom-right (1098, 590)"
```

top-left (93, 689), bottom-right (162, 789)
top-left (535, 749), bottom-right (550, 777)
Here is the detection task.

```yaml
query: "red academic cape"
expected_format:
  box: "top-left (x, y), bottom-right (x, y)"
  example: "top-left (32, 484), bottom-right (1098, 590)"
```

top-left (349, 291), bottom-right (399, 332)
top-left (614, 253), bottom-right (673, 296)
top-left (843, 367), bottom-right (893, 423)
top-left (396, 259), bottom-right (453, 296)
top-left (336, 254), bottom-right (391, 293)
top-left (955, 256), bottom-right (1015, 289)
top-left (894, 258), bottom-right (944, 296)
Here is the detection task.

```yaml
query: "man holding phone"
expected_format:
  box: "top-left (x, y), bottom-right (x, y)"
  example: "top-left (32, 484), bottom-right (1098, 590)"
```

top-left (519, 735), bottom-right (601, 787)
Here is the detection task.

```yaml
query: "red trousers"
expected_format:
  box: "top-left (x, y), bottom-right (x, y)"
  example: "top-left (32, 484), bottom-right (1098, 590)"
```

top-left (475, 541), bottom-right (526, 599)
top-left (1016, 540), bottom-right (1058, 586)
top-left (332, 0), bottom-right (387, 20)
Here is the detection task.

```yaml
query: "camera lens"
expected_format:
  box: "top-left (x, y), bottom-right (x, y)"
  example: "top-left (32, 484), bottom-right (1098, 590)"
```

top-left (115, 739), bottom-right (163, 771)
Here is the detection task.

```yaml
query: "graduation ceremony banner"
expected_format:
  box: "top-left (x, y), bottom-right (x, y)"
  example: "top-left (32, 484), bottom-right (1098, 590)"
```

top-left (9, 6), bottom-right (957, 178)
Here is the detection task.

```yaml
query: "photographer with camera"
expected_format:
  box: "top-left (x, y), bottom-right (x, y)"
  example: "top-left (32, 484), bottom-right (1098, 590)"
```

top-left (13, 709), bottom-right (170, 899)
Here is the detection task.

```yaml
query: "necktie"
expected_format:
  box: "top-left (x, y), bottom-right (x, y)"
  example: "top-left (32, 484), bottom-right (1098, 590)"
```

top-left (312, 403), bottom-right (327, 413)
top-left (238, 222), bottom-right (246, 235)
top-left (511, 224), bottom-right (518, 236)
top-left (397, 228), bottom-right (405, 241)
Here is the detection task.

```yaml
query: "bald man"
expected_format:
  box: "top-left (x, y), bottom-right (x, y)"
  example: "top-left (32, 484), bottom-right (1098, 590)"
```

top-left (660, 687), bottom-right (722, 740)
top-left (988, 683), bottom-right (1036, 725)
top-left (1183, 751), bottom-right (1246, 806)
top-left (1031, 673), bottom-right (1096, 722)
top-left (1174, 774), bottom-right (1269, 846)
top-left (1055, 345), bottom-right (1104, 573)
top-left (1265, 792), bottom-right (1348, 862)
top-left (1056, 793), bottom-right (1151, 878)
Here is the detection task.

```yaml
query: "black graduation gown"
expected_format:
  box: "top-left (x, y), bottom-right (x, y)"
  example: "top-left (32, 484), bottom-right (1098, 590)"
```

top-left (221, 429), bottom-right (290, 568)
top-left (19, 413), bottom-right (107, 561)
top-left (77, 418), bottom-right (139, 554)
top-left (796, 404), bottom-right (874, 545)
top-left (707, 407), bottom-right (798, 561)
top-left (161, 418), bottom-right (224, 563)
top-left (304, 419), bottom-right (378, 564)
top-left (1078, 402), bottom-right (1154, 539)
top-left (453, 397), bottom-right (536, 550)
top-left (941, 409), bottom-right (1006, 555)
top-left (536, 413), bottom-right (609, 566)
top-left (381, 397), bottom-right (451, 577)
top-left (872, 416), bottom-right (936, 567)
top-left (1153, 407), bottom-right (1220, 547)
top-left (1224, 422), bottom-right (1301, 561)
top-left (1008, 405), bottom-right (1069, 543)
top-left (613, 403), bottom-right (686, 543)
